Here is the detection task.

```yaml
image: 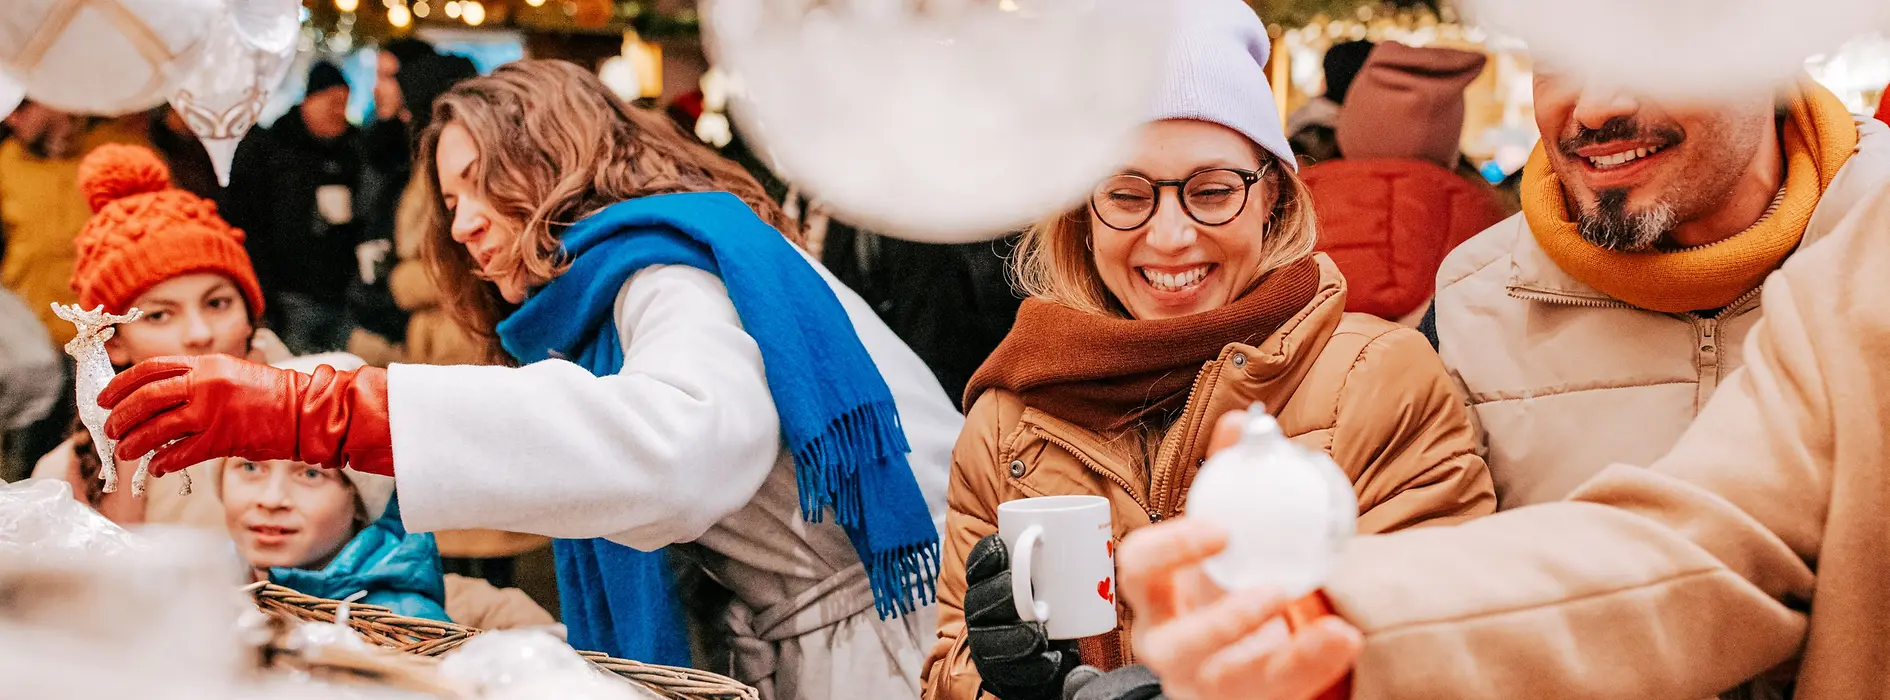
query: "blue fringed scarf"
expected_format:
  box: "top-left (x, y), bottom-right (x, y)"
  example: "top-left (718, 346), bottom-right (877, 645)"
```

top-left (496, 192), bottom-right (941, 648)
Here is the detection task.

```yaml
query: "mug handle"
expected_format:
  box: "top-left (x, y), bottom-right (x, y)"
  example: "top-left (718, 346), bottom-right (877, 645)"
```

top-left (1010, 525), bottom-right (1052, 624)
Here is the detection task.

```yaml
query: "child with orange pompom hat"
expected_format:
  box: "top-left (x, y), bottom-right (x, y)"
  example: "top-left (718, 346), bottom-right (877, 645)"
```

top-left (32, 143), bottom-right (302, 527)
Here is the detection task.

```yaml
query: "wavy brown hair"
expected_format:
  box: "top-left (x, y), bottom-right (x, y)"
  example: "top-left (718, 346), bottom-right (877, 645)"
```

top-left (417, 59), bottom-right (795, 363)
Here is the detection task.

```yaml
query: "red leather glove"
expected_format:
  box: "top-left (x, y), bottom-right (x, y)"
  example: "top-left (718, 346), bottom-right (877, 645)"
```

top-left (99, 355), bottom-right (394, 478)
top-left (1283, 590), bottom-right (1353, 700)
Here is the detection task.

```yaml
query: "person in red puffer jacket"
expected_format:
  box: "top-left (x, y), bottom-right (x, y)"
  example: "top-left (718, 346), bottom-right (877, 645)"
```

top-left (1303, 43), bottom-right (1505, 327)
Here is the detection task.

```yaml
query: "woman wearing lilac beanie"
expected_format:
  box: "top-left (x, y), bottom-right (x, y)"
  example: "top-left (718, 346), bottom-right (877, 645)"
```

top-left (921, 1), bottom-right (1495, 699)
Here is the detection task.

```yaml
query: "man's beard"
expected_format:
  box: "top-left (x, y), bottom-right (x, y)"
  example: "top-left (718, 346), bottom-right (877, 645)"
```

top-left (1577, 188), bottom-right (1675, 251)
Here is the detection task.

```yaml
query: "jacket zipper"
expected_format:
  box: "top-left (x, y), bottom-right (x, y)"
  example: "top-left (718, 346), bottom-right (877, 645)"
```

top-left (1511, 282), bottom-right (1767, 315)
top-left (1719, 285), bottom-right (1765, 318)
top-left (1149, 356), bottom-right (1228, 520)
top-left (1506, 286), bottom-right (1634, 309)
top-left (1026, 426), bottom-right (1156, 520)
top-left (1688, 285), bottom-right (1764, 403)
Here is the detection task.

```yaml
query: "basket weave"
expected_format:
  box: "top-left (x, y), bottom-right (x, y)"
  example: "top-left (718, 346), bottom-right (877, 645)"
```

top-left (249, 582), bottom-right (757, 700)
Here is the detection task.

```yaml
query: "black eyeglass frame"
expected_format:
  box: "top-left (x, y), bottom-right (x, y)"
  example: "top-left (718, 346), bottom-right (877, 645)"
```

top-left (1088, 165), bottom-right (1269, 231)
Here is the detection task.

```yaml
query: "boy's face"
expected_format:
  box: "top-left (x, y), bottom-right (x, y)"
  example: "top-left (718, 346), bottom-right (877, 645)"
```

top-left (221, 459), bottom-right (361, 572)
top-left (106, 273), bottom-right (253, 366)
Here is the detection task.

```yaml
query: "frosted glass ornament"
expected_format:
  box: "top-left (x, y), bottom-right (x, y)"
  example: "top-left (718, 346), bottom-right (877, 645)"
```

top-left (439, 630), bottom-right (665, 700)
top-left (1184, 406), bottom-right (1356, 597)
top-left (1464, 0), bottom-right (1890, 100)
top-left (705, 0), bottom-right (1168, 243)
top-left (229, 0), bottom-right (300, 59)
top-left (0, 0), bottom-right (221, 115)
top-left (230, 0), bottom-right (299, 91)
top-left (168, 0), bottom-right (298, 186)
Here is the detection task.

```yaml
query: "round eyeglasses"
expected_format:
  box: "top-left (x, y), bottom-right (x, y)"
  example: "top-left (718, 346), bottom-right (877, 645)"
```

top-left (1088, 166), bottom-right (1267, 231)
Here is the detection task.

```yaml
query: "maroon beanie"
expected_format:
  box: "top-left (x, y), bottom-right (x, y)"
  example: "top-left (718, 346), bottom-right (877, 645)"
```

top-left (1337, 43), bottom-right (1487, 169)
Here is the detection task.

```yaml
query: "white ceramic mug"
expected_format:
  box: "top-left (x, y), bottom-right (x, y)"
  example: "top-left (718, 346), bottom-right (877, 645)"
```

top-left (997, 494), bottom-right (1117, 640)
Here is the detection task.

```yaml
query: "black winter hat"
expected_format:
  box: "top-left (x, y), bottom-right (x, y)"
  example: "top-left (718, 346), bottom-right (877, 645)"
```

top-left (306, 62), bottom-right (349, 96)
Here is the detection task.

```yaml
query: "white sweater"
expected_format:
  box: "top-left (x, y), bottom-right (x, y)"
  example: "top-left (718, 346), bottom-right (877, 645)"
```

top-left (385, 259), bottom-right (963, 700)
top-left (388, 262), bottom-right (958, 542)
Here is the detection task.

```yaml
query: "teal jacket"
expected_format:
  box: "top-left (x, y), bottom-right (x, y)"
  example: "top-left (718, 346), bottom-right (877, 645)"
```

top-left (269, 501), bottom-right (450, 622)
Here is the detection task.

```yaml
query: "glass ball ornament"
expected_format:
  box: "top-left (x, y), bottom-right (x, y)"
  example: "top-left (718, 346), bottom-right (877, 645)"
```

top-left (1463, 0), bottom-right (1890, 99)
top-left (704, 0), bottom-right (1171, 243)
top-left (1184, 407), bottom-right (1357, 597)
top-left (0, 0), bottom-right (223, 115)
top-left (166, 0), bottom-right (299, 186)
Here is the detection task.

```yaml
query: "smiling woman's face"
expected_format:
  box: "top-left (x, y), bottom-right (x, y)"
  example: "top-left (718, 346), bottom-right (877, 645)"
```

top-left (1088, 119), bottom-right (1278, 320)
top-left (435, 121), bottom-right (530, 304)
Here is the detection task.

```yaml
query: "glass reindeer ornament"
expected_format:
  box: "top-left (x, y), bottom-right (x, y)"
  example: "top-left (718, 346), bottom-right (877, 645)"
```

top-left (50, 303), bottom-right (189, 497)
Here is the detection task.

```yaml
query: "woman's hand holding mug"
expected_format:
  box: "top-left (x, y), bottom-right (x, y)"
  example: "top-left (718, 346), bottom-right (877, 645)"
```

top-left (963, 533), bottom-right (1084, 700)
top-left (1117, 411), bottom-right (1363, 700)
top-left (967, 494), bottom-right (1119, 700)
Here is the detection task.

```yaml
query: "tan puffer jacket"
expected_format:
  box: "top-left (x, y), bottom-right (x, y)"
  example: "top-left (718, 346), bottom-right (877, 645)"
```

top-left (922, 255), bottom-right (1496, 700)
top-left (442, 573), bottom-right (558, 632)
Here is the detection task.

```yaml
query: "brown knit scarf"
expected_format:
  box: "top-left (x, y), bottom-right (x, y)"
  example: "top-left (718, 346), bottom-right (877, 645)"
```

top-left (965, 257), bottom-right (1322, 433)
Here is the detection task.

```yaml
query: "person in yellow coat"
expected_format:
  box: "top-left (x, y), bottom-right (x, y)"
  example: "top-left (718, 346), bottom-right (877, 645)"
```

top-left (0, 102), bottom-right (148, 347)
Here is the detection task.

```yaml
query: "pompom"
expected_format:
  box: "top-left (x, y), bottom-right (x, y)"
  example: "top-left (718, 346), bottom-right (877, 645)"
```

top-left (78, 144), bottom-right (172, 213)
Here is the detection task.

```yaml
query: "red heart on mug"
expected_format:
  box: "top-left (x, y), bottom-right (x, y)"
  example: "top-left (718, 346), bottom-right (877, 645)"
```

top-left (1098, 577), bottom-right (1114, 603)
top-left (1107, 540), bottom-right (1115, 558)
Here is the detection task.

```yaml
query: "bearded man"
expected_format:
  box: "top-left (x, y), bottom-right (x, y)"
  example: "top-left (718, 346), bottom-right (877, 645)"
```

top-left (1432, 70), bottom-right (1890, 509)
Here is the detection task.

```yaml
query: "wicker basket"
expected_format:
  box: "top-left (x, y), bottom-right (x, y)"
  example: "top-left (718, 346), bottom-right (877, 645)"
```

top-left (249, 582), bottom-right (757, 700)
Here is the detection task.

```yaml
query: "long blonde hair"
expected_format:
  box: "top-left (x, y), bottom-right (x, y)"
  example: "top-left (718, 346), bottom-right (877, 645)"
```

top-left (1011, 153), bottom-right (1318, 317)
top-left (416, 60), bottom-right (794, 363)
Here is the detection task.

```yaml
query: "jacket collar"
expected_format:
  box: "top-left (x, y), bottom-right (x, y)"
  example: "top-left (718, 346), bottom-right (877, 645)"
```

top-left (1505, 214), bottom-right (1617, 303)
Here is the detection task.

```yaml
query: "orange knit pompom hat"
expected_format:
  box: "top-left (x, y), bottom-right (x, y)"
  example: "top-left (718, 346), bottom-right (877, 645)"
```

top-left (71, 144), bottom-right (265, 319)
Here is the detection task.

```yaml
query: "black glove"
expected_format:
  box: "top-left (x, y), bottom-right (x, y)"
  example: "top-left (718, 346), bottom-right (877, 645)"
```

top-left (1063, 665), bottom-right (1164, 700)
top-left (965, 533), bottom-right (1083, 700)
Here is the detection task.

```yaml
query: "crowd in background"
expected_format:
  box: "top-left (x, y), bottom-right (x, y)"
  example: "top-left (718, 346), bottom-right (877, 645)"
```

top-left (4, 3), bottom-right (1890, 698)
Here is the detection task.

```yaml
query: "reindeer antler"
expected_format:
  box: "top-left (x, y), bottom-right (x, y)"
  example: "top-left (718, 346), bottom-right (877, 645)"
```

top-left (51, 304), bottom-right (144, 333)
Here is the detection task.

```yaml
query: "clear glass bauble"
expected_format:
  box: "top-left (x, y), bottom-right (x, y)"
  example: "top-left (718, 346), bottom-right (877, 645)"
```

top-left (0, 0), bottom-right (222, 115)
top-left (1184, 409), bottom-right (1357, 598)
top-left (1463, 0), bottom-right (1890, 99)
top-left (166, 0), bottom-right (298, 186)
top-left (703, 0), bottom-right (1170, 243)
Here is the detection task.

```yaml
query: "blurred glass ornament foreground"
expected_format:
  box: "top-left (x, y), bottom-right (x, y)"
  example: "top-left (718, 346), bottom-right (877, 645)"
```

top-left (1463, 0), bottom-right (1890, 99)
top-left (168, 0), bottom-right (300, 186)
top-left (706, 0), bottom-right (1169, 243)
top-left (0, 0), bottom-right (222, 115)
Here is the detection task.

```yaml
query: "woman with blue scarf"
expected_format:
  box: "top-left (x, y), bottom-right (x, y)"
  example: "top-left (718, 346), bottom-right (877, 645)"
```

top-left (96, 60), bottom-right (962, 700)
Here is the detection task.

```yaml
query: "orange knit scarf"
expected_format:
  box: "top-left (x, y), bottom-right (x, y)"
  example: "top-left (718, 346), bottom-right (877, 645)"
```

top-left (1524, 79), bottom-right (1858, 313)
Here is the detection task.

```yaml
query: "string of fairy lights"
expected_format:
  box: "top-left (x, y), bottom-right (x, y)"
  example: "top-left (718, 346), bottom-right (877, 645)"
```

top-left (310, 0), bottom-right (699, 37)
top-left (330, 0), bottom-right (488, 28)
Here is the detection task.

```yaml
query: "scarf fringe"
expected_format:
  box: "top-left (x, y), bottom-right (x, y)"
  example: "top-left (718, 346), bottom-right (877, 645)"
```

top-left (793, 401), bottom-right (911, 527)
top-left (869, 540), bottom-right (943, 620)
top-left (792, 400), bottom-right (935, 616)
